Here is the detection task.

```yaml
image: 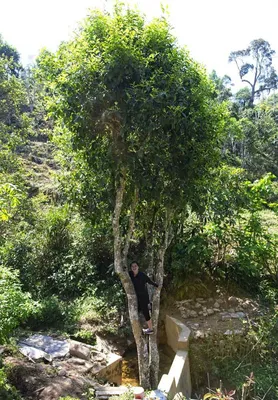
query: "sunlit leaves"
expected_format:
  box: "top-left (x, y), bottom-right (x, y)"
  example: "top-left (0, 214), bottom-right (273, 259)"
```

top-left (0, 182), bottom-right (22, 221)
top-left (37, 4), bottom-right (226, 263)
top-left (0, 266), bottom-right (32, 343)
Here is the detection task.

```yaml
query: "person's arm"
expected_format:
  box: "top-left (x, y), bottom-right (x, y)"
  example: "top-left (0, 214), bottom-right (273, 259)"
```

top-left (144, 273), bottom-right (159, 288)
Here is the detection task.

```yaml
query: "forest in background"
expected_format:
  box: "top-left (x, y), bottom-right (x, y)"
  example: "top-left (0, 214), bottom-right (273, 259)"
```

top-left (1, 4), bottom-right (278, 399)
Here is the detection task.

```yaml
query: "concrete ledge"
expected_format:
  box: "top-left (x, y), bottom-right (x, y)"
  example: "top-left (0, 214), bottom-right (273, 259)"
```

top-left (94, 353), bottom-right (122, 385)
top-left (158, 373), bottom-right (177, 397)
top-left (158, 316), bottom-right (191, 399)
top-left (165, 315), bottom-right (191, 353)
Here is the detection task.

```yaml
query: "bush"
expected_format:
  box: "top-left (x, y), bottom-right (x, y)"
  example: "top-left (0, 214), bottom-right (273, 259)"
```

top-left (75, 286), bottom-right (124, 324)
top-left (25, 295), bottom-right (77, 331)
top-left (191, 310), bottom-right (278, 399)
top-left (0, 368), bottom-right (21, 400)
top-left (0, 266), bottom-right (33, 343)
top-left (1, 206), bottom-right (114, 299)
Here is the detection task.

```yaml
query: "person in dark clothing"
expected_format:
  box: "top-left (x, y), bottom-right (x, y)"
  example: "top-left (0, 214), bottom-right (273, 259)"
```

top-left (129, 261), bottom-right (159, 335)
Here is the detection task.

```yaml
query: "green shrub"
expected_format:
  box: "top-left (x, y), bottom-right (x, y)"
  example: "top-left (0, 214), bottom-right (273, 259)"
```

top-left (1, 206), bottom-right (114, 299)
top-left (75, 288), bottom-right (123, 323)
top-left (191, 310), bottom-right (278, 399)
top-left (72, 328), bottom-right (96, 345)
top-left (0, 368), bottom-right (22, 400)
top-left (0, 266), bottom-right (33, 343)
top-left (25, 295), bottom-right (77, 331)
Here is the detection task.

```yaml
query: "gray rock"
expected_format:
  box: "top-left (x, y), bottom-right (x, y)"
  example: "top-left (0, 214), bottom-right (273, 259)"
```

top-left (224, 329), bottom-right (243, 335)
top-left (228, 296), bottom-right (239, 306)
top-left (221, 313), bottom-right (232, 321)
top-left (69, 340), bottom-right (91, 361)
top-left (214, 302), bottom-right (220, 308)
top-left (234, 312), bottom-right (246, 319)
top-left (228, 308), bottom-right (235, 313)
top-left (58, 369), bottom-right (67, 377)
top-left (95, 355), bottom-right (105, 362)
top-left (195, 330), bottom-right (205, 339)
top-left (67, 358), bottom-right (86, 365)
top-left (177, 299), bottom-right (192, 304)
top-left (230, 313), bottom-right (240, 319)
top-left (195, 303), bottom-right (202, 309)
top-left (181, 311), bottom-right (189, 319)
top-left (189, 310), bottom-right (198, 318)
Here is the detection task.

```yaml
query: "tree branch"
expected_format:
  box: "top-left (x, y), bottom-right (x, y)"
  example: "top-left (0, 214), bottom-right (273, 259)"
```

top-left (113, 172), bottom-right (126, 275)
top-left (241, 79), bottom-right (253, 88)
top-left (123, 187), bottom-right (139, 269)
top-left (234, 59), bottom-right (241, 76)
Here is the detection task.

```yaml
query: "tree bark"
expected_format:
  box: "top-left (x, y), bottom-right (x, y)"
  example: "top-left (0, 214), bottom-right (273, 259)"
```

top-left (112, 178), bottom-right (150, 387)
top-left (149, 211), bottom-right (174, 388)
top-left (113, 177), bottom-right (174, 388)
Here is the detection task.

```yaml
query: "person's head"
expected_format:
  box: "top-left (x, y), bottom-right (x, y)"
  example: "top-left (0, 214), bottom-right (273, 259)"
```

top-left (130, 261), bottom-right (139, 276)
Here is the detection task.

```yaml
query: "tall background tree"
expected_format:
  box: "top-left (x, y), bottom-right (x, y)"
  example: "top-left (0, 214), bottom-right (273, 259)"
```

top-left (37, 4), bottom-right (226, 388)
top-left (229, 39), bottom-right (278, 106)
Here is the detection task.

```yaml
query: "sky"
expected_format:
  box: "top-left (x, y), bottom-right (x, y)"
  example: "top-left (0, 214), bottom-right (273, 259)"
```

top-left (1, 0), bottom-right (278, 87)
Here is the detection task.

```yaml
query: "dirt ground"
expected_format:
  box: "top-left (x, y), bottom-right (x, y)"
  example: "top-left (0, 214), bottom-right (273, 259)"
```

top-left (2, 282), bottom-right (267, 400)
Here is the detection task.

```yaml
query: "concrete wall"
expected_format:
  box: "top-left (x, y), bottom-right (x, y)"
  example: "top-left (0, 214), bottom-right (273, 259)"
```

top-left (158, 315), bottom-right (191, 400)
top-left (95, 353), bottom-right (123, 385)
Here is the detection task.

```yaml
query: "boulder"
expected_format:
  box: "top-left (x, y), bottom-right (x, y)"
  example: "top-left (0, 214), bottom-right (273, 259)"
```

top-left (69, 340), bottom-right (91, 361)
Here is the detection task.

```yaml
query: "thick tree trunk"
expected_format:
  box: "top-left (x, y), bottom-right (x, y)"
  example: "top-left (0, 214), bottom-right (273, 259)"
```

top-left (112, 178), bottom-right (150, 387)
top-left (149, 237), bottom-right (171, 387)
top-left (145, 209), bottom-right (174, 388)
top-left (113, 178), bottom-right (173, 388)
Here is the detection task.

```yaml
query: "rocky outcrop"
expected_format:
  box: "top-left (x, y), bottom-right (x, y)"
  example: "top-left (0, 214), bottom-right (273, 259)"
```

top-left (175, 295), bottom-right (264, 339)
top-left (5, 336), bottom-right (122, 400)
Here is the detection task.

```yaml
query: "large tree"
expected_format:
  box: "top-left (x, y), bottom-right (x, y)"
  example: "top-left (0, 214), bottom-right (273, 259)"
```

top-left (38, 4), bottom-right (225, 388)
top-left (229, 39), bottom-right (278, 106)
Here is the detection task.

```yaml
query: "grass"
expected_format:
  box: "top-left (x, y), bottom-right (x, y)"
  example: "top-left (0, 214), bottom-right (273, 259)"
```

top-left (258, 209), bottom-right (278, 235)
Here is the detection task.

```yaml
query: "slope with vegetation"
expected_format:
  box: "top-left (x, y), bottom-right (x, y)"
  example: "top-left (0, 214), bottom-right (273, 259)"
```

top-left (0, 5), bottom-right (278, 400)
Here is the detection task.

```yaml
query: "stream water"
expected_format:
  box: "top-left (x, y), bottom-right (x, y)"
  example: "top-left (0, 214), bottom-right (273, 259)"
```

top-left (122, 344), bottom-right (175, 386)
